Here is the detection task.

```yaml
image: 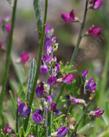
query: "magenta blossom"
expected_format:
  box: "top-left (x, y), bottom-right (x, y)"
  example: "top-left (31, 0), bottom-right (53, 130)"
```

top-left (61, 10), bottom-right (78, 23)
top-left (63, 74), bottom-right (75, 84)
top-left (88, 25), bottom-right (102, 37)
top-left (89, 108), bottom-right (104, 117)
top-left (20, 52), bottom-right (30, 64)
top-left (90, 0), bottom-right (103, 10)
top-left (3, 124), bottom-right (12, 134)
top-left (5, 23), bottom-right (11, 33)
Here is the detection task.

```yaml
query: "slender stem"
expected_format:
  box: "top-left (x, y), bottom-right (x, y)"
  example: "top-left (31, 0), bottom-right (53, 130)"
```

top-left (0, 0), bottom-right (18, 115)
top-left (56, 84), bottom-right (64, 103)
top-left (70, 0), bottom-right (89, 63)
top-left (23, 0), bottom-right (48, 131)
top-left (16, 107), bottom-right (19, 136)
top-left (47, 88), bottom-right (52, 136)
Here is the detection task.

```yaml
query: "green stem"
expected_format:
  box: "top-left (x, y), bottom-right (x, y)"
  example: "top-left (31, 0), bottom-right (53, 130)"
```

top-left (47, 88), bottom-right (52, 136)
top-left (56, 84), bottom-right (64, 104)
top-left (70, 0), bottom-right (89, 63)
top-left (0, 0), bottom-right (18, 115)
top-left (23, 0), bottom-right (48, 132)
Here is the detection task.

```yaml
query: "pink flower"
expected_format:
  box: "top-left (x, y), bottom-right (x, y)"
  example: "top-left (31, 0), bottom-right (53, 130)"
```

top-left (63, 74), bottom-right (75, 84)
top-left (5, 23), bottom-right (11, 33)
top-left (90, 0), bottom-right (103, 10)
top-left (88, 25), bottom-right (102, 37)
top-left (89, 108), bottom-right (104, 118)
top-left (61, 10), bottom-right (78, 23)
top-left (20, 52), bottom-right (30, 64)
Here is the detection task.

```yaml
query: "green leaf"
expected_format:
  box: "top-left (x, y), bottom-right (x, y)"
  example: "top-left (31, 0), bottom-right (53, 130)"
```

top-left (33, 0), bottom-right (43, 37)
top-left (27, 58), bottom-right (37, 102)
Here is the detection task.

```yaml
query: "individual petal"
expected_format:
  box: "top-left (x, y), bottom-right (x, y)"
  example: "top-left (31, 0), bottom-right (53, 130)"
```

top-left (32, 109), bottom-right (43, 124)
top-left (18, 102), bottom-right (30, 117)
top-left (61, 10), bottom-right (78, 23)
top-left (70, 96), bottom-right (86, 106)
top-left (88, 25), bottom-right (102, 37)
top-left (90, 0), bottom-right (103, 10)
top-left (40, 64), bottom-right (48, 74)
top-left (5, 23), bottom-right (11, 33)
top-left (47, 75), bottom-right (57, 86)
top-left (85, 78), bottom-right (96, 92)
top-left (36, 82), bottom-right (44, 97)
top-left (20, 51), bottom-right (30, 64)
top-left (82, 70), bottom-right (88, 79)
top-left (57, 126), bottom-right (68, 137)
top-left (63, 74), bottom-right (75, 84)
top-left (3, 124), bottom-right (12, 134)
top-left (89, 108), bottom-right (104, 117)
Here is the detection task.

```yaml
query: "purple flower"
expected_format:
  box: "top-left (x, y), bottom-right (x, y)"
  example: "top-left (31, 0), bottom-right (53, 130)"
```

top-left (70, 96), bottom-right (86, 106)
top-left (57, 126), bottom-right (68, 137)
top-left (5, 23), bottom-right (11, 33)
top-left (51, 102), bottom-right (57, 112)
top-left (90, 0), bottom-right (103, 9)
top-left (89, 108), bottom-right (104, 117)
top-left (3, 124), bottom-right (12, 134)
top-left (42, 54), bottom-right (52, 63)
top-left (45, 38), bottom-right (53, 54)
top-left (47, 75), bottom-right (57, 85)
top-left (88, 25), bottom-right (102, 37)
top-left (36, 82), bottom-right (44, 97)
top-left (46, 95), bottom-right (53, 103)
top-left (63, 74), bottom-right (75, 84)
top-left (20, 52), bottom-right (30, 64)
top-left (82, 70), bottom-right (88, 79)
top-left (85, 78), bottom-right (96, 92)
top-left (32, 109), bottom-right (43, 124)
top-left (40, 64), bottom-right (48, 74)
top-left (61, 10), bottom-right (78, 23)
top-left (18, 102), bottom-right (30, 117)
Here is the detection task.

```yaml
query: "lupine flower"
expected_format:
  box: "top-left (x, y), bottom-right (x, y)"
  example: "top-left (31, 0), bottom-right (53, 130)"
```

top-left (61, 10), bottom-right (78, 23)
top-left (88, 25), bottom-right (102, 37)
top-left (32, 109), bottom-right (43, 124)
top-left (20, 52), bottom-right (30, 64)
top-left (40, 64), bottom-right (48, 74)
top-left (82, 70), bottom-right (88, 79)
top-left (89, 108), bottom-right (104, 117)
top-left (3, 124), bottom-right (12, 134)
top-left (90, 0), bottom-right (103, 10)
top-left (63, 74), bottom-right (75, 84)
top-left (70, 96), bottom-right (86, 106)
top-left (47, 75), bottom-right (57, 85)
top-left (57, 126), bottom-right (68, 137)
top-left (5, 23), bottom-right (11, 33)
top-left (85, 78), bottom-right (96, 92)
top-left (18, 102), bottom-right (30, 117)
top-left (36, 82), bottom-right (44, 97)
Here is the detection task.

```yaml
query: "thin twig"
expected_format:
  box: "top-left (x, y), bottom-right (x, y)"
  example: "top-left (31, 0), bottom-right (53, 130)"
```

top-left (70, 0), bottom-right (89, 63)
